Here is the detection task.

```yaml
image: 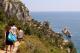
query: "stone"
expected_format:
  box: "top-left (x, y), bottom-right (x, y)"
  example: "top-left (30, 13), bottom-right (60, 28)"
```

top-left (0, 0), bottom-right (32, 22)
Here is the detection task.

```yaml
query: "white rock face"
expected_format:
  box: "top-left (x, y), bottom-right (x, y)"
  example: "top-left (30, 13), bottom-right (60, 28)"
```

top-left (1, 0), bottom-right (32, 21)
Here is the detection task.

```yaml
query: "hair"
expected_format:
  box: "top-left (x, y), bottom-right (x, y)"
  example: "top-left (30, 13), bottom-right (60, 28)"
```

top-left (8, 23), bottom-right (15, 26)
top-left (5, 25), bottom-right (11, 32)
top-left (18, 27), bottom-right (21, 30)
top-left (12, 23), bottom-right (15, 26)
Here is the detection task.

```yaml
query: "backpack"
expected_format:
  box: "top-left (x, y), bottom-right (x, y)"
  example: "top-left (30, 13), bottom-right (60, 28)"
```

top-left (8, 32), bottom-right (17, 42)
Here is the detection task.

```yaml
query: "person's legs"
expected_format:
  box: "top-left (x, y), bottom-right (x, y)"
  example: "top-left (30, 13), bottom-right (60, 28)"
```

top-left (18, 38), bottom-right (20, 42)
top-left (18, 38), bottom-right (22, 42)
top-left (10, 45), bottom-right (13, 53)
top-left (5, 45), bottom-right (8, 53)
top-left (12, 43), bottom-right (15, 49)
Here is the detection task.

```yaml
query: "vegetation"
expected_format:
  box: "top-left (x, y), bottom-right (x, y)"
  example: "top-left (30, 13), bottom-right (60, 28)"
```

top-left (17, 35), bottom-right (67, 53)
top-left (0, 9), bottom-right (76, 53)
top-left (0, 1), bottom-right (76, 53)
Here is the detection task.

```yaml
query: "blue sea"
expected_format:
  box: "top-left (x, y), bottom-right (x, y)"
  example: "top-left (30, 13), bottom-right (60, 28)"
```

top-left (31, 12), bottom-right (80, 53)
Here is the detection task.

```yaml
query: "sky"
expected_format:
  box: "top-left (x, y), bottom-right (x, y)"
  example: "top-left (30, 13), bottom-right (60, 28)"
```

top-left (22, 0), bottom-right (80, 12)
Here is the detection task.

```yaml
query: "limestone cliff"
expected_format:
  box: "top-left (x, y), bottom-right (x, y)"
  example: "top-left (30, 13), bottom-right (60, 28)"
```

top-left (0, 0), bottom-right (32, 22)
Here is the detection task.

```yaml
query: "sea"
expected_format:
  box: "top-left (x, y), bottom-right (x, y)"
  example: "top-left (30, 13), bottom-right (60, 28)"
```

top-left (31, 12), bottom-right (80, 53)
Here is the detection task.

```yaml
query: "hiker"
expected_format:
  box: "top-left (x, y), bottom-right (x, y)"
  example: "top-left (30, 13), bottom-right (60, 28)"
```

top-left (62, 27), bottom-right (72, 40)
top-left (10, 23), bottom-right (17, 48)
top-left (5, 25), bottom-right (14, 53)
top-left (17, 27), bottom-right (24, 42)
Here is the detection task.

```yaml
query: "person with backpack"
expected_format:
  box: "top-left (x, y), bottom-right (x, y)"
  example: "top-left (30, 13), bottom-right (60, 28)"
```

top-left (5, 25), bottom-right (14, 53)
top-left (9, 23), bottom-right (17, 48)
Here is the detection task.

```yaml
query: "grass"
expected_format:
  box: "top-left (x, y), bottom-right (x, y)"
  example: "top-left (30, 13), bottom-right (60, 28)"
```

top-left (18, 35), bottom-right (67, 53)
top-left (0, 22), bottom-right (6, 49)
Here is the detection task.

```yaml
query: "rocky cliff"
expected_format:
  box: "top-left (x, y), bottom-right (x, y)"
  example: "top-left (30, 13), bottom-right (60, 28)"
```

top-left (0, 0), bottom-right (32, 22)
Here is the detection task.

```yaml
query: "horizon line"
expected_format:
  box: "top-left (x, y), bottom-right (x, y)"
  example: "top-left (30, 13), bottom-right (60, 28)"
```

top-left (29, 10), bottom-right (80, 12)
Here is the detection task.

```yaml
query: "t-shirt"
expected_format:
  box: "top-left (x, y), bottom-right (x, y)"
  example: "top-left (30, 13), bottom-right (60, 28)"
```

top-left (10, 25), bottom-right (17, 35)
top-left (18, 30), bottom-right (24, 38)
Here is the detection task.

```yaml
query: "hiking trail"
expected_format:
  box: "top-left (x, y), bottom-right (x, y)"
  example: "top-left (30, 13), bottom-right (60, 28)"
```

top-left (0, 41), bottom-right (20, 53)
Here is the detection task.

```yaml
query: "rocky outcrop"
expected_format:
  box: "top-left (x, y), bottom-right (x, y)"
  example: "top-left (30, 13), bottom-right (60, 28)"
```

top-left (0, 0), bottom-right (32, 22)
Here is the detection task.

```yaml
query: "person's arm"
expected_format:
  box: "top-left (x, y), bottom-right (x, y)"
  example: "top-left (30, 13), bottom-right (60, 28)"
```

top-left (16, 28), bottom-right (19, 36)
top-left (21, 30), bottom-right (24, 37)
top-left (4, 31), bottom-right (6, 43)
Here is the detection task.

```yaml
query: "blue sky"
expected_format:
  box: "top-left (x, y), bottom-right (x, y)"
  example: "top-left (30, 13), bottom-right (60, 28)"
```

top-left (22, 0), bottom-right (80, 12)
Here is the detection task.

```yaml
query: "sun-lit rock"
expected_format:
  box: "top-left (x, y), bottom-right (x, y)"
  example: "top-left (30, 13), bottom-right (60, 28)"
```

top-left (0, 0), bottom-right (32, 22)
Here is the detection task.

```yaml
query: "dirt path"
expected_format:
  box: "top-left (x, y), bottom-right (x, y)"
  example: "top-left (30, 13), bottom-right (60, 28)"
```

top-left (0, 41), bottom-right (20, 53)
